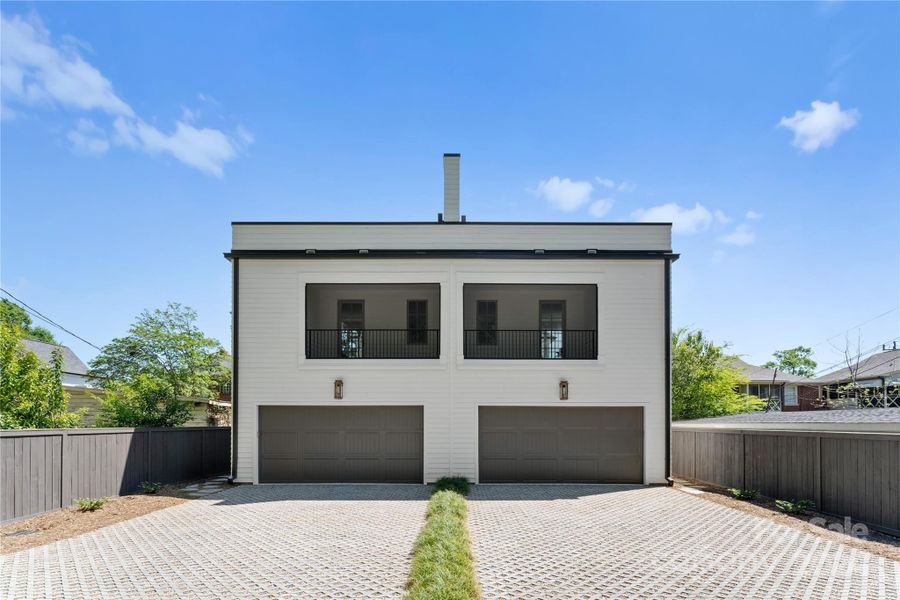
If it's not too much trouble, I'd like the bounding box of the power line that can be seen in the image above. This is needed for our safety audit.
[809,307,899,349]
[811,337,900,378]
[1,289,102,350]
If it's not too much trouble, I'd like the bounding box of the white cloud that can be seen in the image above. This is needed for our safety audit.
[588,199,614,218]
[632,202,714,234]
[718,224,756,246]
[713,210,731,226]
[711,249,726,264]
[1,13,133,116]
[595,177,636,193]
[66,117,109,155]
[534,176,594,211]
[1,11,250,177]
[745,210,763,220]
[778,100,860,152]
[114,117,242,178]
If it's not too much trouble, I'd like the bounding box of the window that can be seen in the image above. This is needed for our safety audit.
[476,301,497,345]
[407,300,427,345]
[784,386,798,406]
[338,300,364,358]
[539,300,566,359]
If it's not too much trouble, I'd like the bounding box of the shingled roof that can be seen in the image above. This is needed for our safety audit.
[21,338,89,376]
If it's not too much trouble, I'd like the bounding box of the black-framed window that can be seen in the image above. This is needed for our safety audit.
[338,300,364,358]
[407,300,428,345]
[476,300,498,345]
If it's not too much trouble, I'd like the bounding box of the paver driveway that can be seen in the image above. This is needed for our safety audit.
[1,484,431,600]
[468,484,900,600]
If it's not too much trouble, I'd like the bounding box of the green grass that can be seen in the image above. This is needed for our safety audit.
[74,497,109,512]
[405,489,480,600]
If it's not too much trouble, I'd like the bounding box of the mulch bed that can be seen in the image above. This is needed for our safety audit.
[674,479,900,562]
[0,484,196,555]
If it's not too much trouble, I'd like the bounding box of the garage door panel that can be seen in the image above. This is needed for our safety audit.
[521,430,558,456]
[259,406,423,483]
[479,407,643,483]
[384,431,423,455]
[480,431,517,456]
[302,431,340,455]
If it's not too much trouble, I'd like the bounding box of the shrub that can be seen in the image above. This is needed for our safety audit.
[75,497,109,512]
[433,476,470,496]
[405,489,479,600]
[775,499,815,514]
[139,481,162,494]
[728,488,759,501]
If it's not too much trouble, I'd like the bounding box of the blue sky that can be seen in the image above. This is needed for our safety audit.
[2,2,898,374]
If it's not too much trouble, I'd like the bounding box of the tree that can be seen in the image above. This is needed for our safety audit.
[0,299,57,344]
[762,346,817,378]
[89,303,226,427]
[671,327,765,421]
[0,322,81,429]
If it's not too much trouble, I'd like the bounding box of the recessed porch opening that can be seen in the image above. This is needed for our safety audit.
[305,283,440,359]
[463,284,598,359]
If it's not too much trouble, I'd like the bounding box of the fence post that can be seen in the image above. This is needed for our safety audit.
[814,434,822,509]
[147,429,152,483]
[60,430,69,509]
[741,431,747,491]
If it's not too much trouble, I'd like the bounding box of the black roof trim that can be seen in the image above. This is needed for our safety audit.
[232,221,672,226]
[224,249,680,261]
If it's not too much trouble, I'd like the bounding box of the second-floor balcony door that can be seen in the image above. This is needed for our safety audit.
[540,301,565,359]
[339,300,364,358]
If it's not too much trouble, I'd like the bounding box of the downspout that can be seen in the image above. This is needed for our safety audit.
[664,258,673,486]
[229,257,239,483]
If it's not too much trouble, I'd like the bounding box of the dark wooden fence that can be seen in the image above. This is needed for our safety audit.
[1,427,230,523]
[672,427,900,535]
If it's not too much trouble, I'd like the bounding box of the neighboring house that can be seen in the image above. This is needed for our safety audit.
[225,154,677,485]
[731,358,819,412]
[22,339,217,427]
[814,347,900,409]
[22,338,104,424]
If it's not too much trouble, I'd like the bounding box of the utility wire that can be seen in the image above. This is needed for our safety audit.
[810,337,900,378]
[809,307,899,349]
[1,289,102,350]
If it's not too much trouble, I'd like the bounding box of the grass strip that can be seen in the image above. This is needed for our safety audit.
[405,480,480,600]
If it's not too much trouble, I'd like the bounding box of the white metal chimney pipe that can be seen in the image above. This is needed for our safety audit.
[443,153,460,222]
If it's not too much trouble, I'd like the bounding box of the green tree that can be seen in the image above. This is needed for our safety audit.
[89,303,226,427]
[672,328,764,421]
[762,346,817,378]
[0,299,57,344]
[0,322,81,429]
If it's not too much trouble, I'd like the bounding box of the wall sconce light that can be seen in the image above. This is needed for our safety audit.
[559,380,569,401]
[334,379,343,400]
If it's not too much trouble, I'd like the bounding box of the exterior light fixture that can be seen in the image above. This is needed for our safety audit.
[587,249,598,255]
[559,380,569,401]
[334,379,344,400]
[305,249,316,254]
[534,249,545,255]
[358,249,369,255]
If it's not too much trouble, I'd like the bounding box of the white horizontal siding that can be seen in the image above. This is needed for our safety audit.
[233,223,671,252]
[235,258,667,484]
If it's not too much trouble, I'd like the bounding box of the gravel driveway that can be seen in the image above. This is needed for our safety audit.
[1,484,430,600]
[468,484,900,600]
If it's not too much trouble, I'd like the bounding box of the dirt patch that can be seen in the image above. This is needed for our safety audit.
[674,479,900,562]
[1,486,193,555]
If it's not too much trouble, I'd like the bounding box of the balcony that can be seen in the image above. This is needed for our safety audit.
[463,329,597,360]
[305,283,441,360]
[306,329,440,359]
[463,283,597,360]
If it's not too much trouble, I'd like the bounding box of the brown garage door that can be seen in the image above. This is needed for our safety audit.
[259,406,423,483]
[479,406,643,483]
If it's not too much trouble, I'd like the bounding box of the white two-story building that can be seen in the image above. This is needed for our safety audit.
[226,154,677,485]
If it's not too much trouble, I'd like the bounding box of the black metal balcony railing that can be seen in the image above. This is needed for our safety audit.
[306,329,440,359]
[464,329,597,360]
